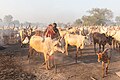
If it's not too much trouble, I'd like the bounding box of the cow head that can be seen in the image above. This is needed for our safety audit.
[96,48,109,62]
[85,33,93,45]
[83,33,94,46]
[106,36,113,46]
[58,36,66,47]
[83,36,89,45]
[96,52,103,62]
[49,38,65,56]
[80,36,90,49]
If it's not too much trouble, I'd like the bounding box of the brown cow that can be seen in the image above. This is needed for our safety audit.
[93,32,113,53]
[96,48,111,78]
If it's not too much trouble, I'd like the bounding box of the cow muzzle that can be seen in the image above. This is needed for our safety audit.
[60,48,65,53]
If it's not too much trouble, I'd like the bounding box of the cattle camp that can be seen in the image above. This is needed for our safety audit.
[0,0,120,80]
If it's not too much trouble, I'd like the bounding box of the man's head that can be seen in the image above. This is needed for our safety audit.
[49,24,53,27]
[53,23,57,28]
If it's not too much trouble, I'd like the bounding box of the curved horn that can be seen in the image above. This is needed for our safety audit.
[111,31,117,36]
[106,30,110,36]
[102,48,109,55]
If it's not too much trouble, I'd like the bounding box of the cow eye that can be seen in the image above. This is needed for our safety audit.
[85,37,87,39]
[54,44,58,46]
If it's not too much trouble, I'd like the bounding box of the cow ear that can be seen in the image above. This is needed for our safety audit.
[53,41,58,46]
[58,37,61,41]
[54,44,58,46]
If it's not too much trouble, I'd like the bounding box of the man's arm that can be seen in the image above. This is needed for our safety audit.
[56,29,60,36]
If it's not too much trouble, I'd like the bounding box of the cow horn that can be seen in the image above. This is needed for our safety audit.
[111,31,117,36]
[102,48,109,55]
[106,31,109,36]
[102,26,105,31]
[82,28,86,36]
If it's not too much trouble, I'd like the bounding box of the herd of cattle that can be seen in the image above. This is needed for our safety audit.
[0,25,120,77]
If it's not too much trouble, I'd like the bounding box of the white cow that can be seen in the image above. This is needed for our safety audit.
[67,27,78,34]
[100,26,108,34]
[58,28,68,37]
[64,32,90,63]
[29,36,65,70]
[110,30,120,48]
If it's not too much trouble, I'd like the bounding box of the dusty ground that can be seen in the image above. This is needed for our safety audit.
[0,44,120,80]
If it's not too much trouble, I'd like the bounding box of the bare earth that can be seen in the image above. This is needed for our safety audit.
[0,44,120,80]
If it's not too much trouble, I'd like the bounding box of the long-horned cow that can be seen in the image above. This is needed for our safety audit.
[96,48,111,78]
[29,35,65,70]
[64,32,90,63]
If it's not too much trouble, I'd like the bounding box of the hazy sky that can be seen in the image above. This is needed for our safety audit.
[0,0,120,23]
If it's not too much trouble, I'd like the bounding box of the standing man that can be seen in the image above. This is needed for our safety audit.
[52,23,60,38]
[45,24,55,39]
[44,23,60,39]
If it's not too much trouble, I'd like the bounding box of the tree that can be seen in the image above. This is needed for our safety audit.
[4,15,13,24]
[57,22,66,27]
[82,8,113,26]
[12,20,20,25]
[74,19,82,26]
[82,16,96,26]
[12,20,20,27]
[115,16,120,25]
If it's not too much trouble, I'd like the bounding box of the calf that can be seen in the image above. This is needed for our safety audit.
[96,48,111,78]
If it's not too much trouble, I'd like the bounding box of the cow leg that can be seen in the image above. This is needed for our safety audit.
[44,53,50,70]
[102,61,105,78]
[46,59,49,70]
[28,46,33,59]
[47,56,51,69]
[21,43,23,48]
[102,45,105,51]
[106,60,110,74]
[94,43,96,54]
[99,44,101,52]
[114,41,116,49]
[80,49,82,56]
[118,43,120,52]
[116,42,118,48]
[21,39,24,48]
[65,43,68,55]
[51,55,55,68]
[115,41,117,49]
[28,46,34,64]
[44,53,48,69]
[112,40,115,49]
[76,47,79,63]
[49,55,55,69]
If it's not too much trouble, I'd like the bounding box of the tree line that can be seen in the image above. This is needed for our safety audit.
[1,8,120,27]
[0,15,43,28]
[0,15,20,27]
[74,8,120,26]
